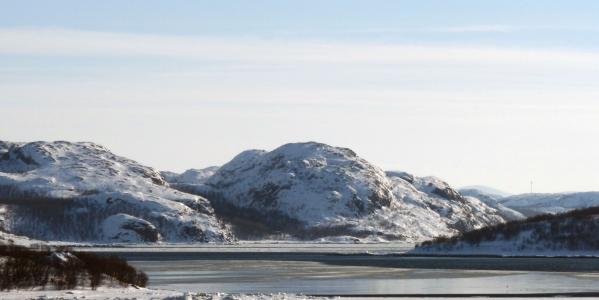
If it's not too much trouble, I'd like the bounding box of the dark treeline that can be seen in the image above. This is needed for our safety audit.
[418,206,599,250]
[0,244,147,290]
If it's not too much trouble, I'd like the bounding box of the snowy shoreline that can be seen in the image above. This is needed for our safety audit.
[0,287,328,300]
[3,287,599,300]
[73,242,599,258]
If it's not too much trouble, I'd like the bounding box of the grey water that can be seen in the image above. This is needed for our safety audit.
[121,252,599,295]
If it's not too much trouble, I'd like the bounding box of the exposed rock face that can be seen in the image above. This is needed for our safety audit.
[0,141,231,243]
[384,172,506,237]
[101,214,161,243]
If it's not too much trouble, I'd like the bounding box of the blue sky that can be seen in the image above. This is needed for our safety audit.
[1,1,599,193]
[2,1,599,46]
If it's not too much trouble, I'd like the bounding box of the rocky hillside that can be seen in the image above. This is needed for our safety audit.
[386,172,506,234]
[0,141,231,243]
[415,207,599,255]
[184,142,507,241]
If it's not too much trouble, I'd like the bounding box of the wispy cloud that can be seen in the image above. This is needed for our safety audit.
[357,24,516,34]
[1,27,599,68]
[427,24,516,33]
[352,24,599,35]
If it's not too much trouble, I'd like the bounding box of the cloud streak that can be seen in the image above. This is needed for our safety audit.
[1,27,599,68]
[357,24,517,34]
[428,25,515,33]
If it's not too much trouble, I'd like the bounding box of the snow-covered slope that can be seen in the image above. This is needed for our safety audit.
[201,142,397,239]
[162,166,219,186]
[385,172,506,234]
[498,192,599,217]
[0,141,231,243]
[460,185,512,198]
[460,188,525,221]
[188,142,506,241]
[415,207,599,256]
[459,187,599,219]
[101,213,161,243]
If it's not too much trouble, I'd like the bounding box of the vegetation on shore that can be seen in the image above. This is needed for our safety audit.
[418,207,599,251]
[0,244,147,290]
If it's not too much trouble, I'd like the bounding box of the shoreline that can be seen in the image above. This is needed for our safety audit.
[85,250,599,273]
[5,288,599,300]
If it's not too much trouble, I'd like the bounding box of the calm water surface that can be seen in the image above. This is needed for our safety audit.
[126,256,599,295]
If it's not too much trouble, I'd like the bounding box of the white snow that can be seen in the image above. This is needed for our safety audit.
[460,185,512,198]
[0,288,583,300]
[0,288,331,300]
[206,142,396,225]
[499,192,599,217]
[101,213,161,243]
[415,207,599,256]
[460,186,599,218]
[0,141,231,243]
[167,166,220,185]
[196,142,506,241]
[0,140,515,244]
[459,188,526,221]
[0,287,181,300]
[0,230,41,247]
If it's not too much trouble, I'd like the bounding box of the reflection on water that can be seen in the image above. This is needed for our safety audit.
[129,259,599,294]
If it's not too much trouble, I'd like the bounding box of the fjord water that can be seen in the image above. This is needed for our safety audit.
[112,245,599,295]
[130,259,599,294]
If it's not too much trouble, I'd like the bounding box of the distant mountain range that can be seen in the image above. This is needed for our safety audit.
[459,186,599,218]
[460,185,512,198]
[498,192,599,217]
[1,140,597,245]
[459,188,525,221]
[0,140,510,244]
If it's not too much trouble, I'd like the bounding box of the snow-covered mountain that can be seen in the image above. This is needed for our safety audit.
[498,192,599,217]
[0,141,231,243]
[460,188,525,221]
[385,172,505,235]
[460,185,512,198]
[162,166,219,185]
[415,207,599,256]
[459,186,599,219]
[0,140,520,243]
[185,142,507,241]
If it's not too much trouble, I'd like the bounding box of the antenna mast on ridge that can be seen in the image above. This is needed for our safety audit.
[530,180,533,194]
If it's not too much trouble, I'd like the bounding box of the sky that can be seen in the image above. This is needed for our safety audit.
[1,1,599,194]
